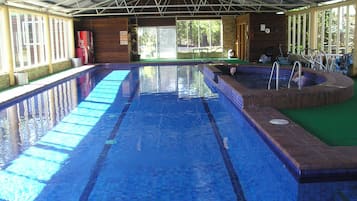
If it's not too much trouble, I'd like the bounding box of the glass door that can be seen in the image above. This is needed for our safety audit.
[138,26,176,59]
[138,27,157,59]
[157,27,176,59]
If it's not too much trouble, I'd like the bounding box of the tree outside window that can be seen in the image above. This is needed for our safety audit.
[176,19,222,53]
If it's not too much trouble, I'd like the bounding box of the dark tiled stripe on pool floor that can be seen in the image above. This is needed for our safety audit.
[79,84,138,201]
[201,98,247,201]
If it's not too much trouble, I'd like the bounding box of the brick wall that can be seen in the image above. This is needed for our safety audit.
[222,16,237,57]
[25,65,50,81]
[53,60,72,73]
[0,74,10,91]
[249,13,287,62]
[74,17,130,63]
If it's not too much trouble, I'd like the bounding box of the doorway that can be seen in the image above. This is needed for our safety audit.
[237,23,248,61]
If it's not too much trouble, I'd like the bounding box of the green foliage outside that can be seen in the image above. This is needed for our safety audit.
[176,19,222,52]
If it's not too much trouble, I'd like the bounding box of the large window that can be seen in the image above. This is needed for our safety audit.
[288,2,355,55]
[50,17,70,62]
[138,26,176,59]
[317,5,355,54]
[288,13,310,54]
[10,11,47,69]
[176,19,222,53]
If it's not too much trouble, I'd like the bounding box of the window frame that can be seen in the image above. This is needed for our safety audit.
[287,1,355,55]
[9,10,47,70]
[176,19,223,53]
[50,17,70,62]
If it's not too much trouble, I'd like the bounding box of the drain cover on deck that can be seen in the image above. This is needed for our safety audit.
[269,119,289,125]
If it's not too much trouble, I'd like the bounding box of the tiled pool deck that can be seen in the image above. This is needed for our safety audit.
[0,65,97,111]
[244,107,357,182]
[203,64,357,182]
[1,63,356,183]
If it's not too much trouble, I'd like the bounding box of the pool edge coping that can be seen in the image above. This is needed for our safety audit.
[242,107,357,183]
[0,65,97,110]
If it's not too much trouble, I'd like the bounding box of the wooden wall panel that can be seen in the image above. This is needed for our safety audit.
[137,18,176,26]
[236,14,250,61]
[222,16,237,58]
[74,17,130,63]
[248,13,287,62]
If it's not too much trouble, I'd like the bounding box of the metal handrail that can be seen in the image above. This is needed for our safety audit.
[267,61,280,90]
[300,48,329,71]
[288,61,302,90]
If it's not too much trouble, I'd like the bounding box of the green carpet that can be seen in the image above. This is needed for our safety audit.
[281,78,357,146]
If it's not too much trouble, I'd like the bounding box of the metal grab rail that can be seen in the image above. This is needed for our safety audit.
[300,48,341,72]
[267,61,280,90]
[300,48,325,71]
[288,61,302,90]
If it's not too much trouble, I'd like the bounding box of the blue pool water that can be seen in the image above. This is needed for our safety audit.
[0,65,357,201]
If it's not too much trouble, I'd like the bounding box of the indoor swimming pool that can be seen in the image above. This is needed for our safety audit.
[0,65,356,201]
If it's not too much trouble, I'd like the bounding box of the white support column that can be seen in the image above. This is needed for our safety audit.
[288,16,291,53]
[302,13,307,51]
[345,6,350,54]
[32,16,39,64]
[24,15,31,65]
[64,19,69,59]
[321,11,325,51]
[68,18,75,58]
[352,1,357,76]
[54,18,59,60]
[336,7,341,54]
[328,10,332,53]
[44,13,53,73]
[59,20,65,59]
[297,15,301,53]
[15,13,24,68]
[310,7,318,50]
[292,15,296,54]
[39,15,46,64]
[307,12,311,50]
[1,6,15,85]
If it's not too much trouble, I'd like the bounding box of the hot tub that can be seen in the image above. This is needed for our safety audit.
[214,64,325,89]
[203,64,354,109]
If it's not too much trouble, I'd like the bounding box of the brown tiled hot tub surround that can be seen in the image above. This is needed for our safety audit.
[243,107,357,182]
[204,64,354,109]
[203,64,357,182]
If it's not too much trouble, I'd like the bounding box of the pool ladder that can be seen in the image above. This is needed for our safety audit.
[267,61,280,90]
[288,61,303,90]
[268,61,303,90]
